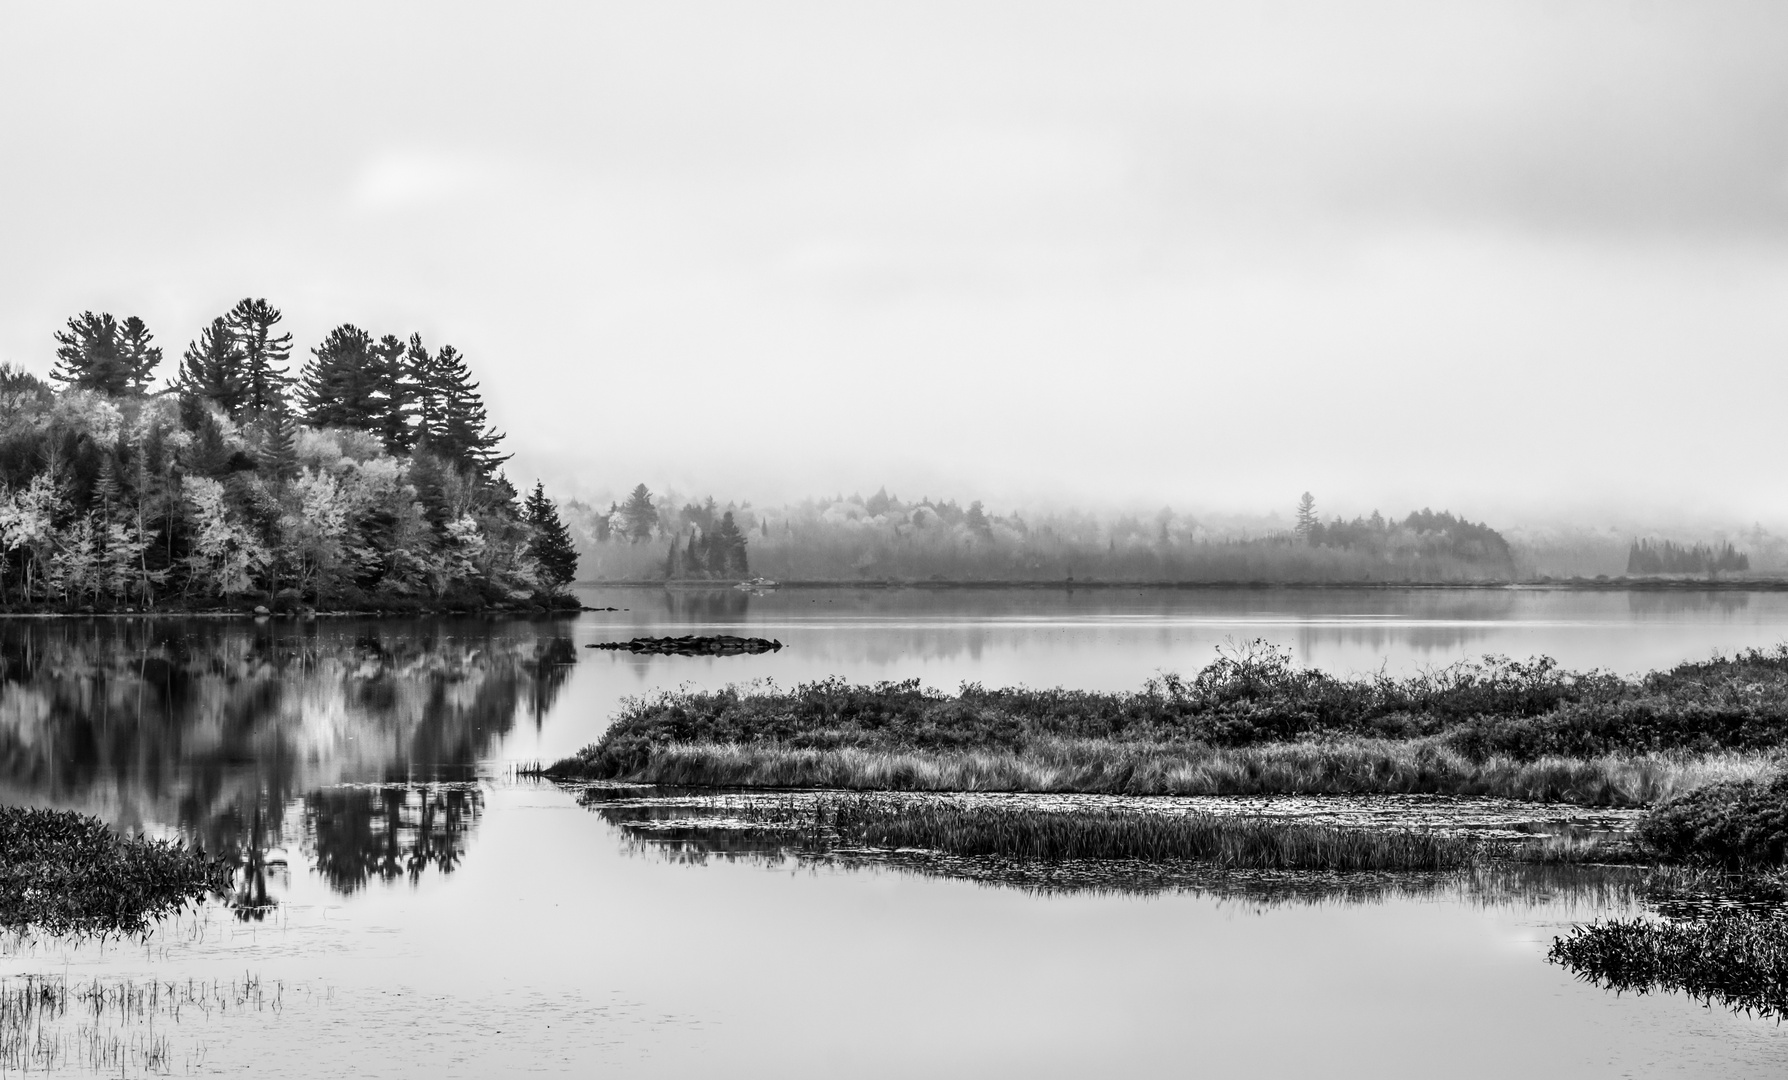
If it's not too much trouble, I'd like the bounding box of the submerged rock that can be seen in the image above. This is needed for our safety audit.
[586,635,783,656]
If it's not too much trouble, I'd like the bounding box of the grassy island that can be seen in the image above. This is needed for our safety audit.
[546,643,1788,806]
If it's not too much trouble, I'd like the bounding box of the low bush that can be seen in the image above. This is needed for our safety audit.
[0,807,231,937]
[1637,773,1788,866]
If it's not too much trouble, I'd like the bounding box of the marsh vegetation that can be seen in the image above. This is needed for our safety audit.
[546,643,1788,806]
[0,807,229,937]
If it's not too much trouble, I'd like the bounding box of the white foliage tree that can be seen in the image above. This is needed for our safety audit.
[183,477,269,597]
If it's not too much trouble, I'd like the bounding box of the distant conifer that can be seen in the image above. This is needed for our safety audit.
[523,481,580,590]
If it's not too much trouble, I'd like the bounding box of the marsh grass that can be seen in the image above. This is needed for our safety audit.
[0,807,232,938]
[597,739,1774,807]
[1550,910,1788,1019]
[547,644,1788,803]
[0,973,277,1075]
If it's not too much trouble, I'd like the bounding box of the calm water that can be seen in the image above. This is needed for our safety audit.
[4,586,1788,1077]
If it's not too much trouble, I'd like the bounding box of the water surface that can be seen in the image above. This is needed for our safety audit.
[3,587,1788,1077]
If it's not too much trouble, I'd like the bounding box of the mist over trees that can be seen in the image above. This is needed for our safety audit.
[564,486,1522,584]
[1627,539,1749,576]
[0,301,576,611]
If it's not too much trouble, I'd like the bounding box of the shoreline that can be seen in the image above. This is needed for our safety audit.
[578,578,1788,592]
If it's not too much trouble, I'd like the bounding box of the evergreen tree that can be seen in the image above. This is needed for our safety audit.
[52,312,161,395]
[373,333,416,454]
[407,335,444,446]
[966,500,992,538]
[424,345,507,476]
[522,481,580,591]
[711,511,749,576]
[224,298,294,418]
[1295,492,1318,541]
[621,484,657,543]
[297,324,383,429]
[263,405,299,481]
[177,317,249,415]
[117,317,163,392]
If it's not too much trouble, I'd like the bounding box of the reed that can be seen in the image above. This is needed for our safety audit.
[0,973,277,1074]
[589,738,1775,807]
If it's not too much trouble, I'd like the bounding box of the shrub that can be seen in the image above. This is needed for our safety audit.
[1637,773,1788,866]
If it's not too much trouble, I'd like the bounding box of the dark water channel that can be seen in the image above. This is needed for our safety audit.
[3,587,1788,1076]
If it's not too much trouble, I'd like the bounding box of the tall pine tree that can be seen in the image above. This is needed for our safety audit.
[52,312,161,395]
[373,333,416,454]
[426,345,508,476]
[177,317,249,415]
[297,324,384,429]
[224,298,294,418]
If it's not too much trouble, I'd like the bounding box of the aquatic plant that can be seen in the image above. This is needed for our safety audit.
[1550,909,1788,1019]
[0,973,279,1074]
[0,807,230,937]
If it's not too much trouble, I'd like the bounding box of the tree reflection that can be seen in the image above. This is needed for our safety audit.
[305,784,482,894]
[0,617,575,898]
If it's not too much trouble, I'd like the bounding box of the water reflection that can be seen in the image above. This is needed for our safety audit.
[0,618,575,902]
[578,786,1664,912]
[305,784,483,895]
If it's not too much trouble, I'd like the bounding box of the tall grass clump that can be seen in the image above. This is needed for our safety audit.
[0,807,230,937]
[1550,910,1788,1019]
[818,798,1473,872]
[546,643,1788,801]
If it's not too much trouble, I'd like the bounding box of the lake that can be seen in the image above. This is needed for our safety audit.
[3,586,1788,1077]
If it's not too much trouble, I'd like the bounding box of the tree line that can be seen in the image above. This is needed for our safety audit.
[1627,539,1749,576]
[562,486,1520,584]
[0,300,577,610]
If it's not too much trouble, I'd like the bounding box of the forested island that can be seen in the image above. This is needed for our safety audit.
[565,485,1780,588]
[0,301,579,613]
[571,485,1525,584]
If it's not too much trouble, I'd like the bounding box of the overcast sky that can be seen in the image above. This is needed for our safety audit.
[1,2,1784,524]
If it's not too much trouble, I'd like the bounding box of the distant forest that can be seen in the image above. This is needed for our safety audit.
[0,301,578,611]
[1627,539,1749,576]
[566,487,1521,584]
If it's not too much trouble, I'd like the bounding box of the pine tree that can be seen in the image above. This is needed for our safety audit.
[117,317,163,392]
[224,298,294,418]
[711,511,749,577]
[264,405,299,481]
[1295,492,1318,541]
[621,484,657,543]
[427,345,508,476]
[373,333,416,454]
[522,481,579,590]
[297,324,383,429]
[52,312,162,395]
[406,335,444,447]
[177,317,249,415]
